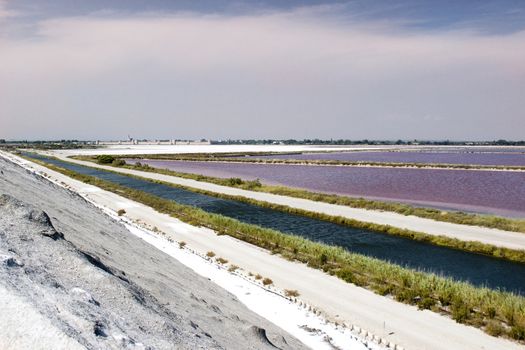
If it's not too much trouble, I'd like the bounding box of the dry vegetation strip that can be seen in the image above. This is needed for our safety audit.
[26,156,525,342]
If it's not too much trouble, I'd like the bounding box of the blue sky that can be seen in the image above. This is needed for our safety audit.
[8,0,525,33]
[1,1,524,140]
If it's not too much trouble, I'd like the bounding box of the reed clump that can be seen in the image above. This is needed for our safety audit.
[284,289,300,297]
[216,257,228,264]
[228,264,239,272]
[262,277,273,286]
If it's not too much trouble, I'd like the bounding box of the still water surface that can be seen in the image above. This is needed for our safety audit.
[252,151,525,166]
[126,159,525,218]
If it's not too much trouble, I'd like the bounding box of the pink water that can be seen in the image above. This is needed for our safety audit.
[129,159,525,217]
[252,151,525,166]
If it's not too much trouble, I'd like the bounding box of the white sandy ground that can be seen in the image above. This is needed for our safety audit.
[55,144,525,157]
[48,151,525,251]
[122,219,379,350]
[2,151,524,350]
[56,144,391,156]
[0,285,85,350]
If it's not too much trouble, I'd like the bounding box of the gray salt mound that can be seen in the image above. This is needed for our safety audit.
[0,156,307,350]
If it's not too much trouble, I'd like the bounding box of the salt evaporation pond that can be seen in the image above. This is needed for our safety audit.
[250,151,525,166]
[125,159,525,217]
[23,153,525,294]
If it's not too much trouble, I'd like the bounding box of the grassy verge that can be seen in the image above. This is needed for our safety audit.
[73,154,525,233]
[26,155,525,342]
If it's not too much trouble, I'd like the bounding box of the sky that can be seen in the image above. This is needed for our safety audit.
[1,0,524,141]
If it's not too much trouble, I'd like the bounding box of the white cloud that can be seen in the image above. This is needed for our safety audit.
[0,7,524,140]
[0,0,17,21]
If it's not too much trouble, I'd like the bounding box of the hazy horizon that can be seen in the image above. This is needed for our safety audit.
[3,138,525,143]
[1,0,524,140]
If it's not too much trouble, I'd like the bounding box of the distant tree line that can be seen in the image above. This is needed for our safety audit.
[0,140,97,150]
[211,139,525,146]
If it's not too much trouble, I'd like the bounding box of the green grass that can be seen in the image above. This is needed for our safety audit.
[27,155,525,342]
[73,154,525,234]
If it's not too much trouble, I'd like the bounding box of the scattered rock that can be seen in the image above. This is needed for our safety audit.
[246,326,281,349]
[93,320,108,337]
[1,255,24,267]
[70,287,100,307]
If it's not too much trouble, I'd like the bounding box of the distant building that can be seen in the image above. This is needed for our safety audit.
[97,139,211,146]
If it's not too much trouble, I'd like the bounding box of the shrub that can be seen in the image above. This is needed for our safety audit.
[255,274,262,280]
[228,265,239,272]
[451,300,471,323]
[417,297,436,310]
[374,284,394,296]
[262,278,273,286]
[510,325,525,340]
[228,178,243,186]
[96,155,115,164]
[178,241,186,249]
[485,320,504,337]
[112,159,126,166]
[206,251,216,258]
[511,315,525,338]
[284,289,300,297]
[216,257,228,264]
[244,178,262,189]
[335,268,356,284]
[395,289,419,304]
[117,209,126,216]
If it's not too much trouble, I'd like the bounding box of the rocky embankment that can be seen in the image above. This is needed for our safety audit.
[0,156,306,350]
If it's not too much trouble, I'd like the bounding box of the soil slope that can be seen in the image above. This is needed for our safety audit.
[0,157,306,350]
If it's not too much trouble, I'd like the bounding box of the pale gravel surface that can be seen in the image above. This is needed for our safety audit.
[50,151,525,251]
[5,151,524,350]
[0,156,307,350]
[0,284,85,350]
